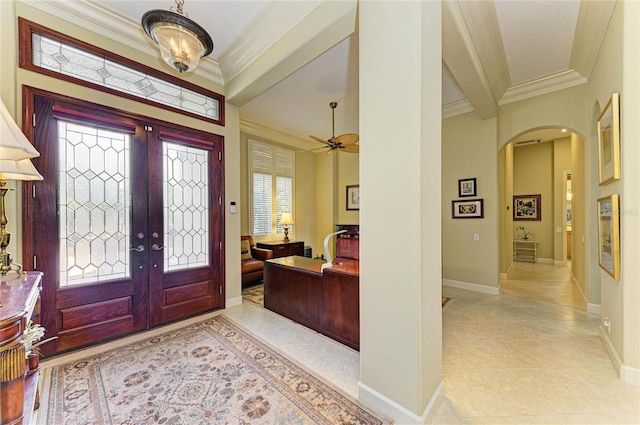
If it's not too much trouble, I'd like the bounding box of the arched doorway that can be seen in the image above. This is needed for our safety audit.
[498,126,594,305]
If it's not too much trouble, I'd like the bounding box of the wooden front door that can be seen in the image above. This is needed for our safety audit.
[23,88,224,355]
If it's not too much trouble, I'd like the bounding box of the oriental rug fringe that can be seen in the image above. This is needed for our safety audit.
[39,315,391,425]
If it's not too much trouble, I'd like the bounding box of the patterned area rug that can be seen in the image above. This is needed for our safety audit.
[40,315,391,424]
[242,283,265,307]
[244,284,451,309]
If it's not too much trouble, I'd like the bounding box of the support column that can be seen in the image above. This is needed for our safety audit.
[358,2,443,424]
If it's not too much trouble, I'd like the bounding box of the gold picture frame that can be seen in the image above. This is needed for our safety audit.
[597,194,620,280]
[597,93,621,186]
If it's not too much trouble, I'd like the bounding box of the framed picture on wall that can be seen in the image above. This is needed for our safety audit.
[458,178,477,197]
[346,185,359,210]
[452,199,484,219]
[597,93,621,186]
[513,194,541,221]
[597,194,620,280]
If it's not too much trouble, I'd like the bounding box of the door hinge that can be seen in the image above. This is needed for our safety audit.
[218,152,222,161]
[219,286,223,295]
[218,196,221,205]
[32,113,36,127]
[33,256,37,269]
[32,186,36,198]
[219,241,222,250]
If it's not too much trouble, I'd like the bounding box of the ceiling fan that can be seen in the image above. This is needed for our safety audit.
[308,102,359,154]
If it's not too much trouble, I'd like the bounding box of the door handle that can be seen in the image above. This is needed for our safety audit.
[130,245,145,252]
[151,244,164,251]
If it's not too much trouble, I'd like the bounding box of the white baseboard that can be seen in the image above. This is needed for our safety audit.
[622,364,640,386]
[443,279,500,295]
[499,263,514,280]
[587,303,601,314]
[600,326,622,376]
[600,326,640,386]
[226,296,242,308]
[358,380,445,425]
[553,259,567,266]
[537,257,553,264]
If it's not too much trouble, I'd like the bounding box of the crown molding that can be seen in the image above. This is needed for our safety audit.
[570,0,617,80]
[442,100,474,120]
[240,120,313,151]
[457,0,510,103]
[499,69,587,106]
[219,1,321,83]
[19,0,224,85]
[442,0,498,120]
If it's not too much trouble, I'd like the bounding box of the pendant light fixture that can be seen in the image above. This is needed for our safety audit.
[142,0,213,73]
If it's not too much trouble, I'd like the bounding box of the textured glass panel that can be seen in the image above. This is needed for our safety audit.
[58,121,131,286]
[163,142,209,272]
[34,34,219,121]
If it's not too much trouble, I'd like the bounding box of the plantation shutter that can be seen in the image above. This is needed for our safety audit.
[249,140,294,237]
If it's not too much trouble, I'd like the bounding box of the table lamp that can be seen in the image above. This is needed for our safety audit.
[280,212,294,242]
[0,100,43,277]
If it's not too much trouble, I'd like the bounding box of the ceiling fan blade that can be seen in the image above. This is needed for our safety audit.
[336,133,359,146]
[341,144,359,153]
[310,135,331,145]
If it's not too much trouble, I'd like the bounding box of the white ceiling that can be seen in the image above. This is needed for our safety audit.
[29,0,616,149]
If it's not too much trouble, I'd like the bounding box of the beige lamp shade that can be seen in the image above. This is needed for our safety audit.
[280,212,294,225]
[1,100,40,161]
[0,158,43,181]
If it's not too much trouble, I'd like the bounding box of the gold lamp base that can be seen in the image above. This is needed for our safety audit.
[283,226,290,242]
[0,183,25,278]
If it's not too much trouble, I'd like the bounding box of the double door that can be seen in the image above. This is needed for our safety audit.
[23,89,224,355]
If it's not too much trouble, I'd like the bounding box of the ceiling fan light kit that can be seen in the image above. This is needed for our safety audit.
[142,0,213,73]
[309,102,359,154]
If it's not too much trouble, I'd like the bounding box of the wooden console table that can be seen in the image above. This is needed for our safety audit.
[0,272,42,425]
[257,240,304,259]
[264,256,360,350]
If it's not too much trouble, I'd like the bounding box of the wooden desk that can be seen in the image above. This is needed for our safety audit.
[256,240,304,258]
[264,256,360,350]
[0,272,42,425]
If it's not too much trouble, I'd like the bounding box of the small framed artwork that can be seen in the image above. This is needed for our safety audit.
[458,178,477,197]
[346,185,360,210]
[452,199,484,219]
[597,194,620,280]
[513,194,541,221]
[597,93,621,186]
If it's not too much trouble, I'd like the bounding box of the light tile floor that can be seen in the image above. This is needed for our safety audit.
[228,262,640,424]
[37,262,640,424]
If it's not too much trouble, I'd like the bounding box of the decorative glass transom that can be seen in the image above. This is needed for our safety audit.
[58,121,131,286]
[163,142,210,271]
[32,33,220,121]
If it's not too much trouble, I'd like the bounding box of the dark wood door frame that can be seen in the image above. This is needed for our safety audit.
[21,86,225,356]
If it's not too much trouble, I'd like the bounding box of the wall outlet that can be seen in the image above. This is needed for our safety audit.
[556,227,562,233]
[473,234,479,241]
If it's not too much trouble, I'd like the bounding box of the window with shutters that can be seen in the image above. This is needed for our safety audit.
[249,140,294,238]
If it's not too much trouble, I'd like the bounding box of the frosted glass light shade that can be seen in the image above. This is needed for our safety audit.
[142,8,213,74]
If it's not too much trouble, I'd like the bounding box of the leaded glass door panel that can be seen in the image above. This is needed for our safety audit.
[23,89,224,356]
